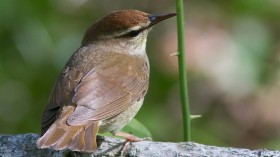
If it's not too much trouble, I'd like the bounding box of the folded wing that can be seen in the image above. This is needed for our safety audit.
[67,54,149,126]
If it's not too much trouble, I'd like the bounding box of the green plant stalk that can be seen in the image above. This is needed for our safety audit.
[176,0,191,141]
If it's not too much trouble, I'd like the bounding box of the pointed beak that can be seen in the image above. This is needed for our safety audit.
[148,13,177,28]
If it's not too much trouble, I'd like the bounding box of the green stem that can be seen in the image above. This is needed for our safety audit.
[176,0,191,141]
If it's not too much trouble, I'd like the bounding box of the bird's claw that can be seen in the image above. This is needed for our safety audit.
[139,137,152,141]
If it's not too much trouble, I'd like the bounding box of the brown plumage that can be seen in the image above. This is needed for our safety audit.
[36,9,176,153]
[82,10,149,45]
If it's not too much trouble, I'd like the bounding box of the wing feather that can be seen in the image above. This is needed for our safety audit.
[41,51,149,131]
[68,54,149,126]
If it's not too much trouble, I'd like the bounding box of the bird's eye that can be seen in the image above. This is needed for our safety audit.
[124,30,141,37]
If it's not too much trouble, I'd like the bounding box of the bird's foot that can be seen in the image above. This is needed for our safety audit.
[114,132,152,156]
[114,132,152,142]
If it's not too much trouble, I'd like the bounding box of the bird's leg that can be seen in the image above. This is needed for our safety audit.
[114,132,141,142]
[120,141,131,157]
[114,132,152,142]
[114,132,151,156]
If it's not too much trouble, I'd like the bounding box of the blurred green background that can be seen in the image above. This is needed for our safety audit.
[1,0,280,150]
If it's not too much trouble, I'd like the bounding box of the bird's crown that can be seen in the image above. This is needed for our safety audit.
[81,10,176,46]
[82,10,150,44]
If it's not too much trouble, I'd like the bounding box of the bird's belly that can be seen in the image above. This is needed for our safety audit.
[98,98,144,134]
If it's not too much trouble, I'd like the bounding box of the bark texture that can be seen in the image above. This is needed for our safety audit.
[0,133,278,157]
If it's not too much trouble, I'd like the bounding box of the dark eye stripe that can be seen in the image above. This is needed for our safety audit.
[119,30,142,38]
[127,30,141,37]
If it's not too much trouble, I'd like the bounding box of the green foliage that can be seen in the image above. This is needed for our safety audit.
[122,119,152,138]
[98,119,152,139]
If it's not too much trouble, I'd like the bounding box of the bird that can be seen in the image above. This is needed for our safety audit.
[36,9,176,153]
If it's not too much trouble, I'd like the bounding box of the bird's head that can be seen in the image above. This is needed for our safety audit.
[82,10,176,55]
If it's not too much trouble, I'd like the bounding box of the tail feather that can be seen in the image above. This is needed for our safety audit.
[40,126,65,147]
[52,127,81,149]
[84,123,99,151]
[68,129,85,151]
[36,106,99,153]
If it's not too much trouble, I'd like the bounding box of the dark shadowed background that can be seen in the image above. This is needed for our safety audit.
[1,0,280,149]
